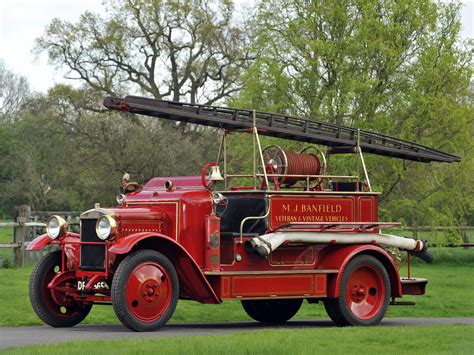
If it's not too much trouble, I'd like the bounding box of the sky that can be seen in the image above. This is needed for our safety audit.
[0,0,473,93]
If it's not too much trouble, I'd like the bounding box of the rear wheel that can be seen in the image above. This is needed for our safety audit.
[323,298,345,325]
[29,251,92,327]
[325,254,390,326]
[241,299,302,323]
[112,249,179,331]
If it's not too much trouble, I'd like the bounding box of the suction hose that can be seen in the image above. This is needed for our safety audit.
[246,231,432,262]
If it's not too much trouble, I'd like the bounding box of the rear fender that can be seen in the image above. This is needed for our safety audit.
[318,244,402,298]
[109,232,221,304]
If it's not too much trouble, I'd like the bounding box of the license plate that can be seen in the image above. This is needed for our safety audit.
[77,280,86,291]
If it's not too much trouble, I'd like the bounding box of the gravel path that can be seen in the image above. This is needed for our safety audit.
[1,318,473,350]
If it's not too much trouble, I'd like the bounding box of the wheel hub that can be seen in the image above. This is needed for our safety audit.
[125,262,172,322]
[50,280,77,307]
[142,281,160,302]
[345,265,385,320]
[351,285,366,302]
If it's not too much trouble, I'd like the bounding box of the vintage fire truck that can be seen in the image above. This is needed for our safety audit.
[27,96,460,331]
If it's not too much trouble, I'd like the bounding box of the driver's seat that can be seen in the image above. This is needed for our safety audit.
[219,196,268,237]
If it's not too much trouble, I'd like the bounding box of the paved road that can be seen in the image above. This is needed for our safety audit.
[1,318,473,350]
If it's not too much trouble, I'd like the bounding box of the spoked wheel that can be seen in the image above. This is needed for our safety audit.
[112,249,179,332]
[324,255,390,326]
[29,251,92,327]
[241,298,303,323]
[299,146,327,190]
[258,145,288,185]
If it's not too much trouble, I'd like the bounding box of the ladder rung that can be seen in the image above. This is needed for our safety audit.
[103,96,461,164]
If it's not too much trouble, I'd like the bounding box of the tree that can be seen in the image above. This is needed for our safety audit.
[27,0,253,211]
[24,85,219,209]
[0,62,33,213]
[0,60,30,118]
[35,0,252,104]
[231,0,473,228]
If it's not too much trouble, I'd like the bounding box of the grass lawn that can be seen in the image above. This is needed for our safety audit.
[2,325,473,354]
[0,248,472,327]
[0,226,13,267]
[0,226,12,243]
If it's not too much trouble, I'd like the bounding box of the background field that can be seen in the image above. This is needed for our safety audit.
[2,325,473,354]
[1,248,472,327]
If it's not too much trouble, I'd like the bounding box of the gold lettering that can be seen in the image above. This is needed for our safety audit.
[291,203,345,214]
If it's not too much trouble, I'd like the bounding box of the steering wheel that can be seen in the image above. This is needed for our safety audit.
[212,191,229,216]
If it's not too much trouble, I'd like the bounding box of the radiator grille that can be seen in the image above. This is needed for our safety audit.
[80,218,106,271]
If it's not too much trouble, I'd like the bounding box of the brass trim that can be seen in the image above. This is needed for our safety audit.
[80,208,110,220]
[46,215,68,239]
[96,215,117,241]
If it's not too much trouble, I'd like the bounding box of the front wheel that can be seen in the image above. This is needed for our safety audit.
[111,249,179,331]
[324,254,390,326]
[241,299,303,323]
[29,251,92,327]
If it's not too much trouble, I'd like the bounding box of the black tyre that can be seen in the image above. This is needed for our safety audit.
[111,249,179,331]
[325,254,391,326]
[29,251,92,327]
[241,298,303,323]
[323,298,346,325]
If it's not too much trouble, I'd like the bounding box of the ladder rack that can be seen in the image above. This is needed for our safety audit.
[103,95,460,164]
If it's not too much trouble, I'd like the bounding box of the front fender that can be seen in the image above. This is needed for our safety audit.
[108,232,164,254]
[26,232,80,251]
[318,244,402,298]
[26,233,52,251]
[109,232,221,304]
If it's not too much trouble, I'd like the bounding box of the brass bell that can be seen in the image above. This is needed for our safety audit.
[208,165,224,181]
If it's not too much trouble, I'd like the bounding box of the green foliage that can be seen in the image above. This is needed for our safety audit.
[0,84,220,213]
[1,258,12,269]
[231,0,474,228]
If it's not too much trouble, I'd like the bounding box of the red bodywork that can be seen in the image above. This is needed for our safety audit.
[27,175,420,305]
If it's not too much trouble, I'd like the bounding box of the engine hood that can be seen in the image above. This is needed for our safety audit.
[80,207,165,221]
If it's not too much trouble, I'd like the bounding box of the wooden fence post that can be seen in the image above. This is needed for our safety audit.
[14,205,31,267]
[461,229,469,250]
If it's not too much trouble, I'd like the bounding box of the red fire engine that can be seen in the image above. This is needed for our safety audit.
[27,96,460,331]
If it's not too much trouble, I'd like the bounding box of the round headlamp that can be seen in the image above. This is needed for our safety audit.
[96,215,117,241]
[47,215,68,240]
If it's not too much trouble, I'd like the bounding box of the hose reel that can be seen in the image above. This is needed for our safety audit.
[259,145,327,188]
